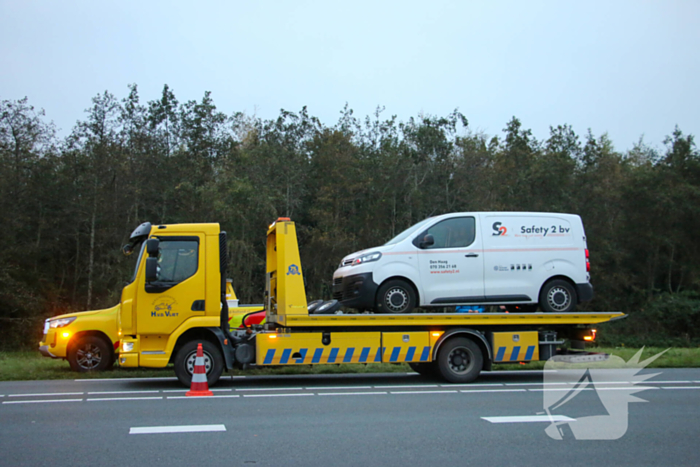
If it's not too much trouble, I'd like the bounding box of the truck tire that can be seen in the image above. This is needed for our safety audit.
[174,340,224,387]
[408,362,437,377]
[436,337,483,383]
[68,336,113,372]
[376,279,416,314]
[539,279,577,313]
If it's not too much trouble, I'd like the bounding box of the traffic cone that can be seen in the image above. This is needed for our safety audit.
[186,343,213,397]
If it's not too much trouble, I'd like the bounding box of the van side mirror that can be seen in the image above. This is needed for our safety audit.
[146,238,160,257]
[145,257,160,282]
[420,234,435,249]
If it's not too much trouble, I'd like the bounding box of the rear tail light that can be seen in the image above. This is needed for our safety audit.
[585,249,590,272]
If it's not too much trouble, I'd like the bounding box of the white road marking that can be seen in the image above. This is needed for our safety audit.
[75,377,177,382]
[406,372,419,375]
[391,390,458,395]
[504,382,567,386]
[648,381,692,384]
[305,386,373,390]
[86,397,163,402]
[87,390,160,395]
[442,383,504,387]
[236,387,304,392]
[595,387,659,391]
[3,399,83,404]
[167,395,240,399]
[211,389,233,392]
[130,424,226,434]
[661,386,700,390]
[461,389,527,393]
[318,392,387,396]
[374,384,439,389]
[484,370,557,374]
[243,393,314,398]
[162,389,188,393]
[8,392,84,397]
[528,388,591,392]
[482,415,575,423]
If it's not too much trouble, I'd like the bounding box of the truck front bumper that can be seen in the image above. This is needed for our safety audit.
[39,330,68,359]
[39,345,58,358]
[332,272,379,310]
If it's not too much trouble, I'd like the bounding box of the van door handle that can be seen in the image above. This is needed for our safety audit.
[465,253,479,258]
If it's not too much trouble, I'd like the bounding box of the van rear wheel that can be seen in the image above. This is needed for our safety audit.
[540,279,577,313]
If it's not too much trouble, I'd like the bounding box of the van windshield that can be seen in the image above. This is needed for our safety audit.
[384,217,434,246]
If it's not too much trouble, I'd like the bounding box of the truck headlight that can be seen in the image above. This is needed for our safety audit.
[123,342,134,352]
[49,317,77,329]
[352,252,382,266]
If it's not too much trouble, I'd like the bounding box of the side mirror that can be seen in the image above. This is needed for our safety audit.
[146,238,160,257]
[145,257,160,282]
[420,234,435,249]
[122,244,134,256]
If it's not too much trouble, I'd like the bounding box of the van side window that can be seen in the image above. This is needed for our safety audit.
[418,217,475,249]
[156,240,199,283]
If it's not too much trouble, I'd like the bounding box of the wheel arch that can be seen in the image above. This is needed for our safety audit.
[67,331,115,361]
[539,274,578,303]
[433,328,492,370]
[376,276,421,306]
[169,327,225,365]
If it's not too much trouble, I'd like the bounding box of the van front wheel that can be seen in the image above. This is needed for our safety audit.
[540,279,577,313]
[376,279,416,314]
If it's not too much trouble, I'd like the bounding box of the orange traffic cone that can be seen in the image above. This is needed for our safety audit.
[186,343,213,397]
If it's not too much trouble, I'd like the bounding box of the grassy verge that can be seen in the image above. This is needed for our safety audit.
[1,346,699,382]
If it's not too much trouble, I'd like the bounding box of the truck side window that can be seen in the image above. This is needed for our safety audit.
[419,217,475,249]
[157,240,199,283]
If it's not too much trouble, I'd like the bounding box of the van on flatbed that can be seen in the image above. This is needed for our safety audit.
[333,212,593,314]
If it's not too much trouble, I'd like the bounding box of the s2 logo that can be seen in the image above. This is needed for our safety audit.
[492,222,507,236]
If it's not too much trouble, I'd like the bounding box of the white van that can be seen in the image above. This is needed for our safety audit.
[332,212,593,313]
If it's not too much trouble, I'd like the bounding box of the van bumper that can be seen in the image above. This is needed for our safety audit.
[576,283,594,302]
[332,272,378,310]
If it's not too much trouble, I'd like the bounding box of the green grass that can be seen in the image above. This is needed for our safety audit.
[1,346,699,382]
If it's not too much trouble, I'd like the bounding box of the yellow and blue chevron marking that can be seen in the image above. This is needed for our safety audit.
[494,345,536,362]
[260,345,433,365]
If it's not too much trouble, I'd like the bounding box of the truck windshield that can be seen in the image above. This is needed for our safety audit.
[384,217,434,246]
[127,242,146,284]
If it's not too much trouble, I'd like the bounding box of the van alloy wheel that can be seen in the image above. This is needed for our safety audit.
[385,287,409,313]
[547,286,571,312]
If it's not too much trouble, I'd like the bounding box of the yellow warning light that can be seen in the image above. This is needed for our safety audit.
[583,336,594,341]
[431,332,442,337]
[269,334,277,339]
[62,332,71,338]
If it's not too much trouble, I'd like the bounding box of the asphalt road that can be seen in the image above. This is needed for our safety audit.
[1,369,699,466]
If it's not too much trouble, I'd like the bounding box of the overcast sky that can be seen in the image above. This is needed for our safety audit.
[1,0,698,150]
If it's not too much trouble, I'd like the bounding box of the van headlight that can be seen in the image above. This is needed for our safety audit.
[352,252,382,266]
[49,317,77,329]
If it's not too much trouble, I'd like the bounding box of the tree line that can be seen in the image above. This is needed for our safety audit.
[1,85,698,348]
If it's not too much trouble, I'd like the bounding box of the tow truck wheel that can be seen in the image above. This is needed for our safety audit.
[174,340,224,387]
[539,279,577,313]
[376,279,416,314]
[68,336,112,372]
[437,337,483,384]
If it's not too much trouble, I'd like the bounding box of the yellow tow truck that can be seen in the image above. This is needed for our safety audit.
[111,218,624,386]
